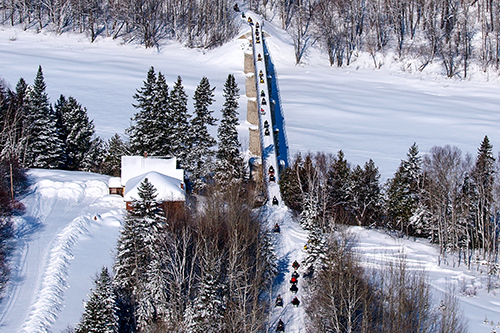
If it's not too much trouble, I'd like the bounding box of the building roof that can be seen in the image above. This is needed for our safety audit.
[121,156,183,187]
[123,171,185,202]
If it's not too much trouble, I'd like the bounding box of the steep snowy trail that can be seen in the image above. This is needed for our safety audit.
[265,206,307,332]
[0,170,123,333]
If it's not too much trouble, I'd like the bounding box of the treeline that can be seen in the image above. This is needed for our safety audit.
[281,136,500,281]
[305,230,467,332]
[73,179,275,332]
[0,66,104,172]
[125,67,245,191]
[0,0,239,48]
[0,66,246,192]
[250,0,500,77]
[0,159,27,299]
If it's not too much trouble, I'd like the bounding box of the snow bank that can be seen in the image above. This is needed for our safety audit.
[0,169,124,333]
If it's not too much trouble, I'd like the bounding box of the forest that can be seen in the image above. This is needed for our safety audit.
[0,63,491,331]
[1,0,500,76]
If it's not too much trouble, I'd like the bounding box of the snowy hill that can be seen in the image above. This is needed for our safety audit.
[0,169,123,333]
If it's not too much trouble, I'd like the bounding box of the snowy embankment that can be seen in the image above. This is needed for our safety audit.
[0,169,123,333]
[354,227,500,333]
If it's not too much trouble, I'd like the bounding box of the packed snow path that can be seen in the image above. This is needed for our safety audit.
[247,14,307,332]
[248,16,283,207]
[0,170,123,333]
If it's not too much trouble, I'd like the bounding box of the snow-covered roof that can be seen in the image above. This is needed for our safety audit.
[124,171,185,202]
[108,177,122,188]
[121,156,184,186]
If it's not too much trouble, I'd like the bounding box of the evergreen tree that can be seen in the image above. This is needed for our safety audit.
[300,192,319,230]
[326,150,351,214]
[184,247,224,333]
[216,74,242,184]
[302,226,327,275]
[279,153,305,212]
[76,267,118,333]
[169,76,191,165]
[102,134,129,177]
[186,77,217,190]
[385,143,424,236]
[54,95,96,170]
[471,135,496,256]
[153,72,174,156]
[114,178,167,330]
[23,66,65,169]
[127,66,158,156]
[348,159,382,226]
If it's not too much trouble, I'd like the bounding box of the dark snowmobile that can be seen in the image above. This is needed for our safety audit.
[258,53,263,61]
[291,296,300,307]
[273,223,280,233]
[269,174,276,182]
[292,260,300,270]
[290,284,298,293]
[276,319,285,332]
[275,295,283,307]
[265,128,270,136]
[272,196,279,205]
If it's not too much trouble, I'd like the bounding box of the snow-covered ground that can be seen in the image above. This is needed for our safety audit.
[1,9,500,333]
[0,170,123,333]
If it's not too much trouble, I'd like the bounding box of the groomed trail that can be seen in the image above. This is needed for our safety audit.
[0,169,123,333]
[246,13,308,332]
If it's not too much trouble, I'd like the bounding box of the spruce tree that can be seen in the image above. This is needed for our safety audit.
[169,76,190,165]
[186,77,217,190]
[127,66,158,156]
[23,66,65,169]
[153,72,174,156]
[216,74,242,184]
[54,95,96,170]
[102,134,129,177]
[385,143,424,236]
[471,135,496,255]
[114,178,167,329]
[76,267,118,333]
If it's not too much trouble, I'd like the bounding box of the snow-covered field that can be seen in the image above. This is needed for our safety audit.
[0,170,123,332]
[1,10,500,333]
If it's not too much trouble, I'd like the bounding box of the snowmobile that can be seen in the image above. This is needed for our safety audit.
[259,70,264,77]
[248,17,253,24]
[275,295,283,307]
[264,128,270,136]
[264,120,269,128]
[292,260,300,270]
[260,77,265,84]
[256,36,260,43]
[256,22,260,28]
[273,223,280,233]
[290,276,298,284]
[256,30,260,36]
[242,12,246,18]
[261,90,266,97]
[234,3,240,11]
[290,284,298,293]
[276,319,285,332]
[258,53,263,61]
[291,296,300,307]
[262,97,267,105]
[272,196,279,205]
[269,174,276,182]
[260,108,266,114]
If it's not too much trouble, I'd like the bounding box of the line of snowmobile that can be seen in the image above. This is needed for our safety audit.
[247,15,296,332]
